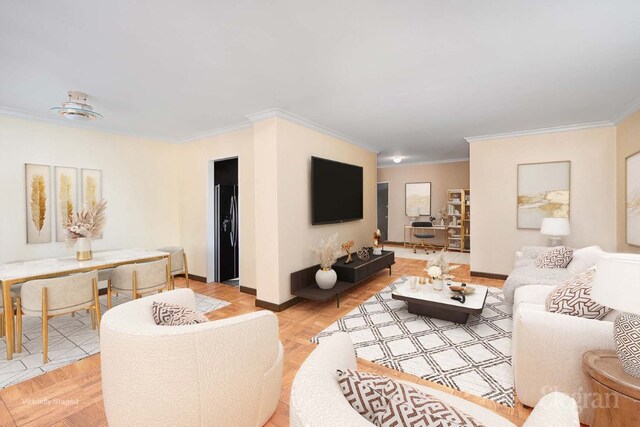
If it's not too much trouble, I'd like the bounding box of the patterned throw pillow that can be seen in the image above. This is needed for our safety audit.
[152,301,209,326]
[337,369,485,427]
[535,246,574,269]
[545,269,612,320]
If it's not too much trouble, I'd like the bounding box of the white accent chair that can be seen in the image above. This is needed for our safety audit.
[291,333,579,427]
[513,285,617,424]
[17,271,100,363]
[100,289,283,427]
[157,246,189,288]
[107,259,169,309]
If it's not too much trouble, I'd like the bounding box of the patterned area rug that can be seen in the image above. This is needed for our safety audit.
[0,292,230,389]
[312,276,515,406]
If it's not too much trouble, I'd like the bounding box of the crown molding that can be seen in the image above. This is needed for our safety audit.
[612,96,640,124]
[246,107,381,153]
[377,157,469,168]
[177,121,253,143]
[464,120,614,143]
[0,105,175,143]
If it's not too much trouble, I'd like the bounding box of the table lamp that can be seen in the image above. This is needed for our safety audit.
[540,218,570,246]
[407,207,419,223]
[592,253,640,378]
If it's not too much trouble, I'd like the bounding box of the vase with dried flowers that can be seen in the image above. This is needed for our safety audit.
[311,233,341,289]
[425,250,451,291]
[64,199,107,260]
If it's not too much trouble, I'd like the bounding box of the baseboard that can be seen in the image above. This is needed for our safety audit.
[471,271,508,280]
[255,297,301,312]
[239,286,257,295]
[176,273,207,283]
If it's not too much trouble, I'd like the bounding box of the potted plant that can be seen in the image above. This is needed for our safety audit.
[311,233,341,289]
[64,199,107,260]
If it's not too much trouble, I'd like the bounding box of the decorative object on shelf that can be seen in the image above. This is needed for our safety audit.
[540,218,571,246]
[627,150,640,246]
[55,166,78,243]
[356,248,370,261]
[342,240,355,264]
[517,161,570,229]
[50,91,103,121]
[25,163,52,244]
[64,199,107,260]
[592,253,640,378]
[373,229,383,255]
[311,233,341,290]
[405,182,431,217]
[426,266,443,291]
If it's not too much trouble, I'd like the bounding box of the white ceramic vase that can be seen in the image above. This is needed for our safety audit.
[316,268,337,290]
[76,237,93,261]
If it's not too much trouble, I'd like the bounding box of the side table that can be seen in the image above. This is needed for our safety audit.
[582,350,640,427]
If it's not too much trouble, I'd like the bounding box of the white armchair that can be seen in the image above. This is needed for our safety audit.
[291,333,579,427]
[100,289,283,427]
[513,285,617,424]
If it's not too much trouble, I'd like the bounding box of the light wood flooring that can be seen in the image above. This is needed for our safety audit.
[0,257,533,426]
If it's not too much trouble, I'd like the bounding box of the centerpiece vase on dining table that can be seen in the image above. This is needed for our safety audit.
[76,237,93,261]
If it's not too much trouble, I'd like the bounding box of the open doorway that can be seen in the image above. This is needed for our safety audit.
[377,182,389,241]
[212,157,239,286]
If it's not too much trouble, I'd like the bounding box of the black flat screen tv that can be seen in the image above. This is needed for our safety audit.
[311,156,363,225]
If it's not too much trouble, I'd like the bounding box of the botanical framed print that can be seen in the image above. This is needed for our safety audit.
[81,168,102,238]
[25,163,52,244]
[405,182,431,216]
[55,166,78,242]
[517,161,570,229]
[627,151,640,246]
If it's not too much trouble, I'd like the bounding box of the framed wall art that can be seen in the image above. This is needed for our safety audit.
[55,166,78,242]
[627,151,640,246]
[25,163,52,244]
[517,161,570,229]
[405,182,431,217]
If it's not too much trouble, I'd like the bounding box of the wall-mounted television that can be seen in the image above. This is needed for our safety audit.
[311,156,363,225]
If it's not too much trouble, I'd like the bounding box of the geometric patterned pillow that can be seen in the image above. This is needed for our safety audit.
[545,269,612,320]
[151,301,209,326]
[337,369,485,427]
[535,246,574,269]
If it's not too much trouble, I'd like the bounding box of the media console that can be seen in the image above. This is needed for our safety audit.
[291,250,395,307]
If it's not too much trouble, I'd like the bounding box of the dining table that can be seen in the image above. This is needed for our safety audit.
[0,248,171,360]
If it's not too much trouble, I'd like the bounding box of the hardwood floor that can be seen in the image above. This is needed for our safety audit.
[0,257,532,426]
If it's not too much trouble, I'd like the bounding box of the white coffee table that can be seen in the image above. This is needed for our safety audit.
[391,279,489,323]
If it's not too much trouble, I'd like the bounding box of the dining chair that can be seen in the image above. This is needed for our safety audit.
[157,246,189,289]
[412,221,438,254]
[0,285,21,339]
[107,259,169,309]
[16,270,100,364]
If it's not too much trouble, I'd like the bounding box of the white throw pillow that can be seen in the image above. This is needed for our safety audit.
[567,246,606,275]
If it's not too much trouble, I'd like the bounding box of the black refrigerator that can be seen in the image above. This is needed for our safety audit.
[214,184,239,282]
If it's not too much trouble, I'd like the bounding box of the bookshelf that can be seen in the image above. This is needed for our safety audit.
[446,189,471,253]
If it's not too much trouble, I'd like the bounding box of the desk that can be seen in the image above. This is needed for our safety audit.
[403,225,448,249]
[0,249,170,360]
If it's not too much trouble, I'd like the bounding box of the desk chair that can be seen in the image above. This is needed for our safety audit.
[412,221,437,254]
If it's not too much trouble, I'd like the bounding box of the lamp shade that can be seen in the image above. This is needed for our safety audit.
[592,253,640,314]
[540,218,570,236]
[407,207,419,217]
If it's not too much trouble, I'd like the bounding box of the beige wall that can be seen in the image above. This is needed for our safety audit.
[470,126,617,275]
[377,161,469,244]
[178,127,256,287]
[0,115,181,264]
[253,118,378,305]
[617,110,640,253]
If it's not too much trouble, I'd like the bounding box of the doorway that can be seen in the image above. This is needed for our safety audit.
[377,182,389,241]
[212,158,239,285]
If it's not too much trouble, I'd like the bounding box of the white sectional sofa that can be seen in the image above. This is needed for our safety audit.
[291,333,579,427]
[510,245,615,425]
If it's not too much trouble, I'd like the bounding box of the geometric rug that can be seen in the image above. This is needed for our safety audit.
[311,276,515,406]
[0,292,230,390]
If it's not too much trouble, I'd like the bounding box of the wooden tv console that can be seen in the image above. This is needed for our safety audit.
[290,250,395,307]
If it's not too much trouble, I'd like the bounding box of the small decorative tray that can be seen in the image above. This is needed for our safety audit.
[449,285,475,295]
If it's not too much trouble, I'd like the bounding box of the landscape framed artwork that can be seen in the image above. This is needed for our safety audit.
[627,151,640,246]
[405,182,431,216]
[25,163,52,244]
[55,166,78,242]
[81,168,102,238]
[517,161,570,229]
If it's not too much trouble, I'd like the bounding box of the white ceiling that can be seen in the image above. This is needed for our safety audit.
[1,1,639,166]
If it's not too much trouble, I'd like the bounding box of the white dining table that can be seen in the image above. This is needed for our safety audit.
[0,249,171,360]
